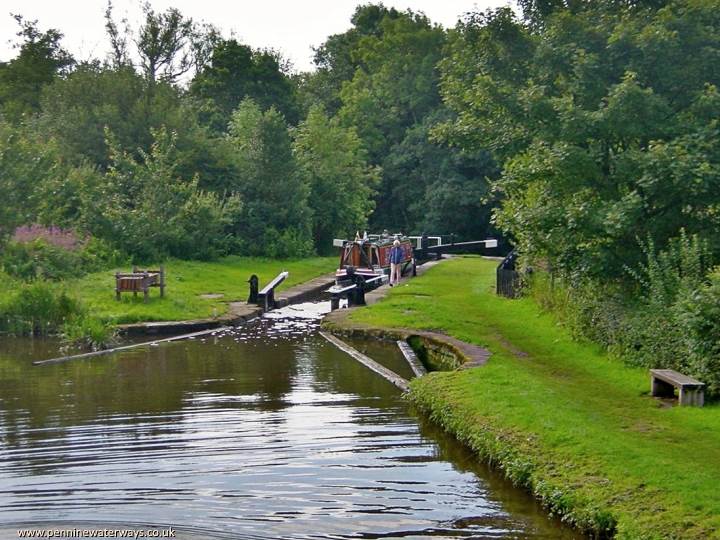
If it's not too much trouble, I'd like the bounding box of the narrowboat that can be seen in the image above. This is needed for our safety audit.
[334,233,416,284]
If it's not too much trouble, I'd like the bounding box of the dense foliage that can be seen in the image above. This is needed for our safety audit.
[439,1,720,279]
[0,3,498,267]
[3,1,720,386]
[435,0,720,392]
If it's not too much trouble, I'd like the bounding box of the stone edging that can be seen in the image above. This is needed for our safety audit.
[321,311,490,371]
[320,257,490,370]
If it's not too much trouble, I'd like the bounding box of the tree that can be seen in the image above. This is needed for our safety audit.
[227,99,312,257]
[381,110,498,239]
[37,63,148,167]
[312,5,448,231]
[517,0,671,28]
[337,8,445,161]
[293,105,379,253]
[308,4,404,114]
[438,1,720,278]
[0,15,73,121]
[37,61,238,198]
[0,121,60,239]
[135,3,195,84]
[86,128,241,260]
[190,39,299,131]
[104,1,131,68]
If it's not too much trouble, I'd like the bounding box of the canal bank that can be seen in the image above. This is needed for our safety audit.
[0,298,576,539]
[322,256,720,539]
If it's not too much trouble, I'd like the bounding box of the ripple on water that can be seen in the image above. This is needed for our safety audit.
[0,302,573,539]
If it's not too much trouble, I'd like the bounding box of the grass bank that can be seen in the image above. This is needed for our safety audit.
[1,256,335,325]
[345,256,720,539]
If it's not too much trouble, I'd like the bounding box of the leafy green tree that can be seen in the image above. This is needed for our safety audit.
[0,15,73,121]
[293,105,379,253]
[308,4,404,114]
[0,121,59,239]
[228,98,312,257]
[104,0,131,68]
[37,62,238,196]
[37,63,148,167]
[337,9,445,161]
[86,128,241,260]
[135,4,195,84]
[382,111,498,239]
[34,162,104,230]
[439,1,720,278]
[313,5,448,230]
[517,0,671,28]
[190,39,299,131]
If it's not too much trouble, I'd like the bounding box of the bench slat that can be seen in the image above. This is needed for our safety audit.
[650,369,704,387]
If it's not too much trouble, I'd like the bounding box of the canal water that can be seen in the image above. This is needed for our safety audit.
[0,302,576,539]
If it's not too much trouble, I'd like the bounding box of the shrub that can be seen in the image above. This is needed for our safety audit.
[1,236,126,281]
[264,227,315,259]
[527,231,720,396]
[1,239,83,280]
[527,272,630,350]
[0,281,83,336]
[62,316,117,351]
[87,128,242,261]
[0,280,114,349]
[626,230,711,310]
[675,273,720,395]
[79,236,127,271]
[170,190,242,260]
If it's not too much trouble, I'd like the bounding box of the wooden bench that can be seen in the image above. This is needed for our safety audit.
[650,369,705,407]
[115,266,165,303]
[257,271,288,311]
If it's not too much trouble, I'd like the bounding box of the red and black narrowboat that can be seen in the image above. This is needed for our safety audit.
[334,233,416,284]
[325,233,416,309]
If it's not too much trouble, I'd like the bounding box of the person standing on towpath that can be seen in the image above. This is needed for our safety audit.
[389,239,403,286]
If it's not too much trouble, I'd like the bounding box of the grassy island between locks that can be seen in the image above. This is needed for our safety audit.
[0,256,336,326]
[343,256,720,539]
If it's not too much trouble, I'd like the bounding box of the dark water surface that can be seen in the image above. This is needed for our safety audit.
[0,302,577,539]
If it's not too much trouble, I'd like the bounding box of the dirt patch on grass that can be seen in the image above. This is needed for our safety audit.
[498,337,529,358]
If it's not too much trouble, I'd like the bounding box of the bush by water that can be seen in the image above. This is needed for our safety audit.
[0,281,114,349]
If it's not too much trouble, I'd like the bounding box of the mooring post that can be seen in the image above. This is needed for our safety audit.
[247,274,259,304]
[353,282,366,306]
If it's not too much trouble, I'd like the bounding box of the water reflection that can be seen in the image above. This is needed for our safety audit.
[0,302,577,539]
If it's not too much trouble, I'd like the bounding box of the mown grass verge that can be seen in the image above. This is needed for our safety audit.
[1,256,335,326]
[345,256,720,539]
